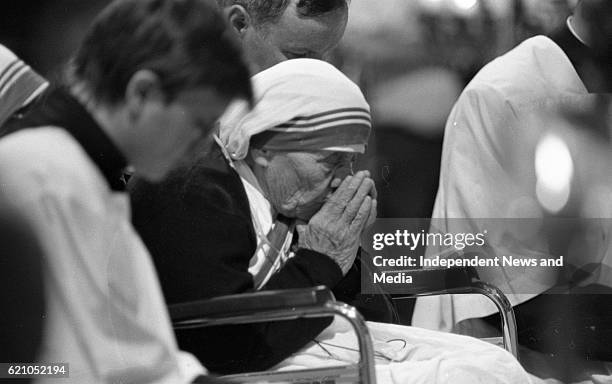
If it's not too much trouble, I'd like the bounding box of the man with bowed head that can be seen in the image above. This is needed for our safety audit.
[0,0,251,382]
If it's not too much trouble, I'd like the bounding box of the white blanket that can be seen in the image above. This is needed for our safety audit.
[274,320,538,384]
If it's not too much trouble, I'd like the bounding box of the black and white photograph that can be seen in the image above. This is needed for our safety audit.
[0,0,611,383]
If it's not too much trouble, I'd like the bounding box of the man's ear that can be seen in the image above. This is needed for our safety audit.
[124,69,164,121]
[226,5,251,36]
[249,147,272,167]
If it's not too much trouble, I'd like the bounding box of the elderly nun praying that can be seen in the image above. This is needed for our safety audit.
[129,58,532,383]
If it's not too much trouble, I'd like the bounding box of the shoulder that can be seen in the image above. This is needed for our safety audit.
[464,36,576,108]
[180,143,244,205]
[0,129,128,252]
[0,127,109,207]
[0,127,104,188]
[471,36,556,83]
[0,126,80,164]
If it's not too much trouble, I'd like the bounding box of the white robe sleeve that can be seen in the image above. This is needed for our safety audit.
[414,85,558,328]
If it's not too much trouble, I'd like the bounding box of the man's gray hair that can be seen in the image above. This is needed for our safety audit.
[217,0,347,24]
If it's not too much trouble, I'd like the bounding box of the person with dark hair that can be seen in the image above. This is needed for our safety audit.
[0,0,251,382]
[71,0,251,108]
[413,0,612,381]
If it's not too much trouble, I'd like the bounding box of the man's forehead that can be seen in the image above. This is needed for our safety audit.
[263,2,347,54]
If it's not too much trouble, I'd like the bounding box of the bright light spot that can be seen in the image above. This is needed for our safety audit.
[454,0,478,11]
[535,134,574,192]
[535,133,574,213]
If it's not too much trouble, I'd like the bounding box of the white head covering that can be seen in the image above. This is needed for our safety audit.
[0,45,48,127]
[218,58,371,160]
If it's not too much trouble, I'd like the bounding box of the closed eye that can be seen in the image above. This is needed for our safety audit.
[318,152,342,164]
[321,152,356,163]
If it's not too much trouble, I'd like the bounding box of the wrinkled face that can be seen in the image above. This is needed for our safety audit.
[254,150,356,220]
[131,88,230,181]
[242,0,348,73]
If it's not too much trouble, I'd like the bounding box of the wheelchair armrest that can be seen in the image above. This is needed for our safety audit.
[170,286,377,383]
[392,266,519,358]
[169,286,334,322]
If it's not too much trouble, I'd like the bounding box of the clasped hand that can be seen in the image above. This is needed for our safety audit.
[297,171,377,275]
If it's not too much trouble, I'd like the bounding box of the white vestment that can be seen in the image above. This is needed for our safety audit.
[413,35,612,330]
[0,128,204,384]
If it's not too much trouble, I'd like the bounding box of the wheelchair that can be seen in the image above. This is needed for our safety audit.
[170,266,517,384]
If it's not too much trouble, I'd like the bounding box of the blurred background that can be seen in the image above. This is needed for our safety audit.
[0,0,580,220]
[340,0,578,219]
